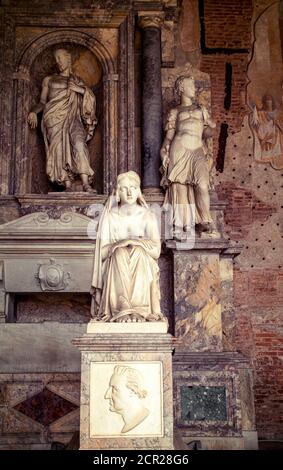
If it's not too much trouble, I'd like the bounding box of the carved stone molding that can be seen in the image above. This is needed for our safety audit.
[0,261,4,322]
[138,12,164,29]
[0,211,97,243]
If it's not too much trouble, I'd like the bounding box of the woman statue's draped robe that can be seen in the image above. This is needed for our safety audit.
[91,195,165,322]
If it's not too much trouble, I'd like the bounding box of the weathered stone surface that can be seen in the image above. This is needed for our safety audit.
[16,293,91,323]
[212,1,283,440]
[0,0,275,447]
[0,372,80,450]
[0,210,173,322]
[0,324,85,373]
[87,321,168,334]
[173,250,222,352]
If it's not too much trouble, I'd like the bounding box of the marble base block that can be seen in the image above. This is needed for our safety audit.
[171,247,224,352]
[73,324,174,450]
[86,320,168,334]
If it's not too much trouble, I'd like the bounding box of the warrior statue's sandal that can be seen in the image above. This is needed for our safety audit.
[83,184,96,193]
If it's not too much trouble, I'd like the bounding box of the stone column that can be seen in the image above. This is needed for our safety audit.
[138,13,164,193]
[103,73,119,194]
[0,261,5,323]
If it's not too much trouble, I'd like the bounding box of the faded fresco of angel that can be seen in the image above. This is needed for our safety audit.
[250,94,283,170]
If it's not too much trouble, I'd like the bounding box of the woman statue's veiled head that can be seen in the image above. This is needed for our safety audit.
[116,171,144,206]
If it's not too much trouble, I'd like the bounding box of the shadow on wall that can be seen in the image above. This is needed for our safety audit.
[258,440,283,451]
[51,431,79,450]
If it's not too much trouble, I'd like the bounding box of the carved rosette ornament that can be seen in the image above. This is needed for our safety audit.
[36,259,70,291]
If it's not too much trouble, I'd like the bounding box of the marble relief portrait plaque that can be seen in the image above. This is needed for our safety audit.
[90,362,163,437]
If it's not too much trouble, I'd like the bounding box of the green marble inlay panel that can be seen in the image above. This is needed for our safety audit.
[180,385,227,422]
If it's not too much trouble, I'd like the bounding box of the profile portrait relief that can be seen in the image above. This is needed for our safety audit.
[104,365,150,434]
[90,361,163,437]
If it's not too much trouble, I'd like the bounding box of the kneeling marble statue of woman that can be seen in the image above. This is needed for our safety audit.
[91,171,165,323]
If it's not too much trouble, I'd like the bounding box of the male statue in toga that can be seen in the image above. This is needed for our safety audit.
[28,48,97,192]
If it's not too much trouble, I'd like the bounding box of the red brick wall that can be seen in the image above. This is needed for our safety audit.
[201,55,248,132]
[217,181,283,440]
[198,0,283,440]
[233,268,283,439]
[204,0,252,49]
[217,183,276,240]
[200,0,253,156]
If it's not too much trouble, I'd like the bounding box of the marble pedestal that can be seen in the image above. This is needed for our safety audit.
[167,238,231,352]
[166,235,258,450]
[73,322,174,450]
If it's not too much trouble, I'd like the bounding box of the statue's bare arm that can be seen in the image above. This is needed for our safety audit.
[202,106,216,130]
[27,76,51,128]
[160,129,175,169]
[68,78,85,95]
[205,116,216,129]
[160,108,178,169]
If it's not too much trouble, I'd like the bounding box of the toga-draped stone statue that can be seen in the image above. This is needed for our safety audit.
[91,171,165,323]
[160,75,216,238]
[28,48,97,192]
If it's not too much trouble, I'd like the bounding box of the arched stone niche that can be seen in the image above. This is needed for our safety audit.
[29,43,103,194]
[13,30,118,195]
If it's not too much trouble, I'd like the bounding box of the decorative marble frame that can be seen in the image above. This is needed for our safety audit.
[89,361,164,438]
[0,372,80,450]
[14,29,118,195]
[174,370,242,437]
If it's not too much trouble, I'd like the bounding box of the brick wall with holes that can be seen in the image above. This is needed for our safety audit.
[194,0,283,440]
[201,55,248,137]
[203,0,252,49]
[199,0,253,162]
[217,173,283,440]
